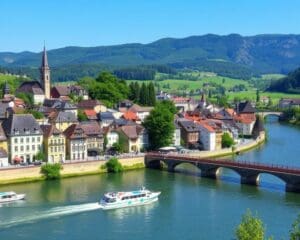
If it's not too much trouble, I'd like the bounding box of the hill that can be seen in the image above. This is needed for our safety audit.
[1,34,300,81]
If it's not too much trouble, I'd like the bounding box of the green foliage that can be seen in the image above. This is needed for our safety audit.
[77,109,88,122]
[129,81,156,106]
[105,157,123,173]
[79,72,129,108]
[290,214,300,240]
[16,92,34,107]
[40,163,63,180]
[222,132,234,148]
[143,101,176,150]
[256,89,260,102]
[103,136,108,151]
[235,210,267,240]
[35,150,46,161]
[26,109,44,119]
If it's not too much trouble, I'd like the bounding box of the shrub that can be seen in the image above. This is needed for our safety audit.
[41,163,63,180]
[105,157,123,173]
[222,132,234,148]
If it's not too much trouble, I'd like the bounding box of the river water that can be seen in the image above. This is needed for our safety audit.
[0,117,300,239]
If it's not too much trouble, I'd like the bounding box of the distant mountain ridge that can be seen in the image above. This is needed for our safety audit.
[1,34,300,79]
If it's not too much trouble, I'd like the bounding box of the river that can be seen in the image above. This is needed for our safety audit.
[0,117,300,239]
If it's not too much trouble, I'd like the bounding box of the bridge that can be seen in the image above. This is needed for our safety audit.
[257,111,282,118]
[145,153,300,193]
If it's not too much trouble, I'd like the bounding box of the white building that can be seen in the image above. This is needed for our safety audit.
[3,114,43,163]
[197,123,216,151]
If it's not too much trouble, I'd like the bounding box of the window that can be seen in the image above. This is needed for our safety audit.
[37,137,40,142]
[73,153,75,160]
[82,153,84,159]
[20,138,24,143]
[15,146,18,152]
[26,137,29,143]
[32,137,35,142]
[14,138,18,144]
[32,145,35,151]
[20,146,24,151]
[55,147,57,152]
[26,145,29,151]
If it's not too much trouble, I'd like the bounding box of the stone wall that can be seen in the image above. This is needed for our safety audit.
[0,157,144,184]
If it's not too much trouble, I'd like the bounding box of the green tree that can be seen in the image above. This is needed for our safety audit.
[222,132,234,148]
[77,109,88,121]
[103,136,108,151]
[41,163,63,180]
[16,92,34,107]
[290,214,300,240]
[256,89,260,103]
[148,82,156,106]
[143,101,175,150]
[235,210,268,240]
[105,157,123,173]
[35,150,46,162]
[139,82,148,105]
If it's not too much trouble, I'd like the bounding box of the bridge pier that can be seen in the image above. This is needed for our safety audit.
[286,183,300,193]
[200,167,218,179]
[240,174,259,186]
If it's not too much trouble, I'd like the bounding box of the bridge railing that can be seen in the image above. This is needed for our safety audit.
[145,152,300,174]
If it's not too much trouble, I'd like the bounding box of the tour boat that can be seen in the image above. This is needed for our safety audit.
[0,191,26,203]
[99,187,161,210]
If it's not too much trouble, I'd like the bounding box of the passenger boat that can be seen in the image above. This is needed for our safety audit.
[0,192,26,203]
[99,187,161,210]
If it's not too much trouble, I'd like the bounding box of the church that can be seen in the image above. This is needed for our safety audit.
[16,46,51,104]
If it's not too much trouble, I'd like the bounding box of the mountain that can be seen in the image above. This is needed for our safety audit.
[268,67,300,93]
[1,34,300,81]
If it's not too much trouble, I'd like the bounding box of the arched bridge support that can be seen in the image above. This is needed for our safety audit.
[199,166,219,179]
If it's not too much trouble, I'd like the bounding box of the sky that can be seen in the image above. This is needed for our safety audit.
[1,0,300,52]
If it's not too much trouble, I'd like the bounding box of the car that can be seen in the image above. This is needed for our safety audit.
[33,161,42,165]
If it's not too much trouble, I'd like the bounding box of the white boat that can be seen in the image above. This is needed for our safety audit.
[99,187,161,210]
[0,191,26,203]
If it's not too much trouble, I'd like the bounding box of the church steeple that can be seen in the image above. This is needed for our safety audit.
[40,45,51,99]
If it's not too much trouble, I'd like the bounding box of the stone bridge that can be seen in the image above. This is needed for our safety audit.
[257,111,283,118]
[145,153,300,193]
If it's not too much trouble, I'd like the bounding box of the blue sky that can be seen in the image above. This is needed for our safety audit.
[1,0,299,52]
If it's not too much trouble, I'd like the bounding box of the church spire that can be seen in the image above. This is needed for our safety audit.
[40,44,51,99]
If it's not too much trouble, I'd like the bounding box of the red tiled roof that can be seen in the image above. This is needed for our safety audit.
[123,111,139,121]
[84,109,97,117]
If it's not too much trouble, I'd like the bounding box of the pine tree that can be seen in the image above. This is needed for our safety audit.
[139,82,147,105]
[148,82,156,106]
[134,82,140,102]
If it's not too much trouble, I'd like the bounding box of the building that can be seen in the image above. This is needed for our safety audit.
[0,123,8,166]
[40,46,51,99]
[48,111,78,132]
[177,119,200,148]
[51,85,88,100]
[279,98,300,109]
[103,127,119,149]
[64,124,87,161]
[0,148,8,167]
[128,104,153,122]
[117,125,149,152]
[80,122,104,157]
[197,122,216,151]
[77,99,106,113]
[44,99,77,116]
[98,112,115,128]
[234,101,256,136]
[40,124,66,163]
[3,114,43,163]
[173,122,181,146]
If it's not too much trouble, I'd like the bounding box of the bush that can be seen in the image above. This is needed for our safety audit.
[41,163,63,180]
[222,132,234,148]
[105,157,123,173]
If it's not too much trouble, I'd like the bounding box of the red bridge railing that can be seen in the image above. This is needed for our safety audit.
[145,153,300,175]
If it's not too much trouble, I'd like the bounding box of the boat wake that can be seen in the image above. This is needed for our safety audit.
[0,202,102,229]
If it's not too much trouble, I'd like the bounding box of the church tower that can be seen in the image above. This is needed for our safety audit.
[40,45,51,99]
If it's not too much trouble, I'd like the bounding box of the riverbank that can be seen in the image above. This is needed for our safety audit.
[0,157,145,185]
[0,132,266,185]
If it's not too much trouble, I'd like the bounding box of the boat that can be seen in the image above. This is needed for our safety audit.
[99,187,161,210]
[0,192,26,203]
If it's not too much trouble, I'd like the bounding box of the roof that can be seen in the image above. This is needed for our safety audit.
[51,86,70,96]
[0,102,9,119]
[118,125,144,140]
[16,81,44,95]
[236,101,256,113]
[44,99,77,110]
[79,122,102,137]
[0,123,7,141]
[84,109,97,117]
[122,111,139,121]
[64,124,87,139]
[178,120,200,132]
[40,124,62,137]
[279,98,300,105]
[50,111,78,123]
[99,111,115,121]
[234,113,256,124]
[77,99,103,109]
[3,114,42,136]
[128,104,153,113]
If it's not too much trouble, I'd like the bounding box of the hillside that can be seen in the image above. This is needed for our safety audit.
[268,67,300,93]
[1,34,300,82]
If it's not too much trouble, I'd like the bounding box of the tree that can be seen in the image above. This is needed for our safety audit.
[143,101,175,150]
[105,157,123,173]
[16,92,34,107]
[77,109,88,121]
[148,82,156,106]
[35,150,46,162]
[256,89,260,103]
[139,82,148,105]
[235,210,267,240]
[41,163,63,180]
[290,214,300,240]
[222,132,234,148]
